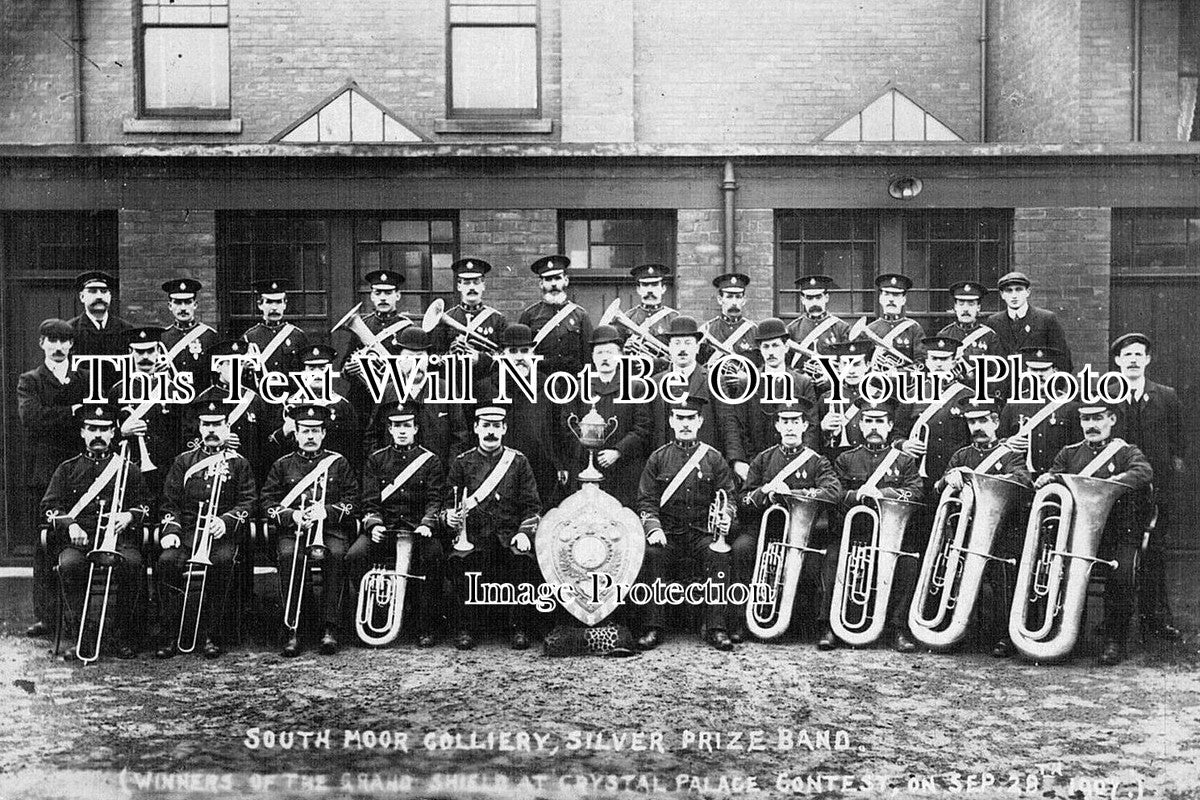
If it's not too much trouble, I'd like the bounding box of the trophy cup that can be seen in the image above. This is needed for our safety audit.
[566,405,619,483]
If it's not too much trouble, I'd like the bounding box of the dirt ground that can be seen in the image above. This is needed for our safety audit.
[0,564,1198,800]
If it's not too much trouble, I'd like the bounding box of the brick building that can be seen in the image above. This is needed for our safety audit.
[1,0,1199,559]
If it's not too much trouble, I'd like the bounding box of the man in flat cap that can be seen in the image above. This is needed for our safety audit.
[986,272,1072,371]
[519,254,592,377]
[160,278,219,395]
[339,269,412,417]
[858,273,925,370]
[1110,332,1184,642]
[786,274,850,390]
[18,319,86,637]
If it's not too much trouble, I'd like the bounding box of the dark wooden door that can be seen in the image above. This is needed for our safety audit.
[1111,276,1200,550]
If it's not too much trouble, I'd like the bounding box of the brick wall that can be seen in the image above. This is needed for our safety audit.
[675,210,723,321]
[988,0,1080,141]
[458,210,559,319]
[734,209,775,319]
[0,1,75,143]
[561,0,634,143]
[1138,0,1180,142]
[1012,207,1111,369]
[117,210,218,327]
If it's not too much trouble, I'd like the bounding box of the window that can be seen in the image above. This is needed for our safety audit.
[1113,210,1200,276]
[354,217,459,314]
[1179,2,1200,141]
[775,210,1011,331]
[560,212,677,279]
[139,0,230,117]
[448,0,539,117]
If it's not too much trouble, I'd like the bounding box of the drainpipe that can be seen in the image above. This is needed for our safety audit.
[1132,0,1143,141]
[71,0,85,143]
[979,0,989,141]
[721,161,737,273]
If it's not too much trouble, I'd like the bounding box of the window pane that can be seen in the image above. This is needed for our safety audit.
[431,220,455,243]
[451,27,537,110]
[382,220,429,242]
[143,27,229,110]
[590,218,644,243]
[1136,216,1189,243]
[564,219,589,268]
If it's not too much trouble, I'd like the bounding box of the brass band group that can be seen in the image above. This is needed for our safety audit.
[16,256,1184,666]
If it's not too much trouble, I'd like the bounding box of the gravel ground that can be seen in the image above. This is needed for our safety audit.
[0,566,1197,800]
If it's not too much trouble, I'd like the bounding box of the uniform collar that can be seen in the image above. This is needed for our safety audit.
[84,448,112,462]
[1086,437,1112,451]
[865,442,888,452]
[806,310,828,322]
[779,444,804,456]
[639,303,661,313]
[972,439,999,451]
[391,443,418,454]
[720,313,743,325]
[475,444,504,458]
[201,445,222,456]
[458,302,484,313]
[295,448,327,461]
[672,439,700,451]
[262,319,284,330]
[882,313,903,322]
[172,320,197,331]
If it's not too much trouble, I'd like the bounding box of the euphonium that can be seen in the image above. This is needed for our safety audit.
[908,472,1026,650]
[708,488,732,553]
[75,441,132,665]
[355,528,426,647]
[332,302,396,361]
[746,494,826,640]
[1008,474,1126,662]
[829,495,921,646]
[176,451,229,654]
[421,299,499,353]
[598,299,671,359]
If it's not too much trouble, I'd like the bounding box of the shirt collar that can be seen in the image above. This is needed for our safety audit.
[1007,306,1028,321]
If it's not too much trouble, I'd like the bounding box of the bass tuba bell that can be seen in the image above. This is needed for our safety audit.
[1008,474,1127,662]
[355,528,425,647]
[829,495,921,646]
[908,472,1027,651]
[746,494,827,640]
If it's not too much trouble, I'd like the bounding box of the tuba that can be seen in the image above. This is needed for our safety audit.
[1008,474,1126,662]
[908,472,1027,651]
[176,451,230,654]
[746,493,827,640]
[75,441,133,665]
[829,495,921,646]
[355,527,425,647]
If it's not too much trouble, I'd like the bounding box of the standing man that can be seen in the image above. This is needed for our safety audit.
[243,277,310,465]
[649,316,723,452]
[860,273,925,370]
[339,269,412,416]
[999,347,1078,476]
[18,319,85,637]
[441,406,542,651]
[519,254,592,377]
[68,270,133,361]
[431,258,508,396]
[262,404,359,657]
[986,271,1072,372]
[621,263,678,371]
[938,281,998,388]
[786,274,850,390]
[112,327,182,497]
[700,272,760,367]
[155,400,256,659]
[1036,403,1152,665]
[636,396,738,651]
[818,339,896,460]
[191,340,270,484]
[159,278,219,395]
[1110,332,1184,641]
[271,345,361,476]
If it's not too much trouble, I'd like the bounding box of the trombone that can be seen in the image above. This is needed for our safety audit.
[421,299,499,353]
[708,489,732,553]
[75,441,133,665]
[281,471,330,637]
[598,299,671,359]
[176,452,230,654]
[355,527,426,647]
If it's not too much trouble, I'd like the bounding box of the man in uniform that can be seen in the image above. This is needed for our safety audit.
[1036,403,1153,665]
[430,258,507,397]
[1000,347,1078,475]
[786,274,850,391]
[68,270,133,362]
[650,316,724,452]
[271,344,361,476]
[824,401,924,651]
[986,271,1072,372]
[935,401,1032,657]
[154,400,256,659]
[636,396,738,651]
[519,254,592,377]
[243,277,310,463]
[339,269,412,416]
[351,401,447,647]
[620,263,678,372]
[441,406,542,651]
[1110,332,1184,641]
[736,398,842,644]
[818,339,898,460]
[859,273,925,370]
[938,280,998,381]
[18,319,85,637]
[262,404,359,657]
[112,326,182,497]
[159,278,219,395]
[190,340,270,484]
[41,404,150,660]
[699,272,760,381]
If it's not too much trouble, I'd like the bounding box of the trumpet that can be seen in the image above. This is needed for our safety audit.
[176,452,230,654]
[421,299,499,353]
[355,527,426,647]
[281,472,330,637]
[450,487,474,555]
[75,441,132,665]
[708,489,732,553]
[746,493,827,640]
[829,495,921,646]
[598,300,670,359]
[908,472,1027,651]
[827,400,853,450]
[1008,475,1126,662]
[911,422,930,478]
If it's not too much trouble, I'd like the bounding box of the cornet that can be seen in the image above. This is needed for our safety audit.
[708,489,732,553]
[450,487,474,555]
[75,441,133,665]
[355,527,426,647]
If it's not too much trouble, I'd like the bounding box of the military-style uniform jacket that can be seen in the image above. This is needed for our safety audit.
[271,395,361,476]
[518,300,592,376]
[865,315,925,364]
[361,444,444,534]
[477,373,570,512]
[363,378,470,467]
[649,363,726,452]
[816,384,905,460]
[159,447,256,547]
[262,449,359,538]
[786,313,850,371]
[17,363,86,489]
[107,376,183,473]
[938,320,998,362]
[432,302,508,370]
[242,319,309,376]
[622,303,678,372]
[834,444,924,505]
[895,377,974,483]
[441,446,541,546]
[740,444,842,510]
[999,397,1079,474]
[161,321,219,395]
[938,441,1033,491]
[637,441,737,536]
[41,448,151,547]
[985,306,1073,372]
[1047,438,1153,489]
[699,314,760,366]
[187,382,270,481]
[339,309,412,414]
[725,367,819,464]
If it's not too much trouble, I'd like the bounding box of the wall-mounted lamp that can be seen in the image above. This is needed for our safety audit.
[888,177,923,200]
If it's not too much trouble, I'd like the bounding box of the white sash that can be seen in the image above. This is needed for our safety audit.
[464,448,518,509]
[958,324,993,352]
[1080,439,1128,478]
[163,323,212,364]
[252,323,297,368]
[860,447,906,495]
[464,306,497,335]
[774,447,818,483]
[721,319,755,350]
[643,306,673,329]
[183,450,231,484]
[376,317,412,343]
[532,303,580,348]
[911,382,973,433]
[226,391,257,427]
[659,443,712,507]
[880,318,919,347]
[380,450,434,502]
[798,315,841,352]
[62,454,125,520]
[277,454,341,509]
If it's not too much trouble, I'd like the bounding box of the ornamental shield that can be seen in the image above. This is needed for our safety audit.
[536,482,645,626]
